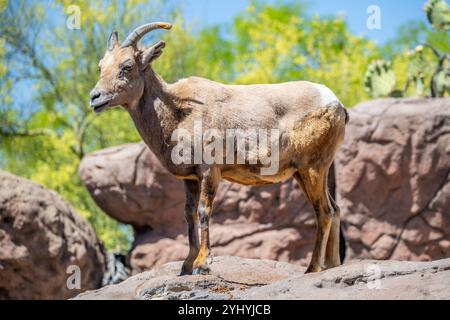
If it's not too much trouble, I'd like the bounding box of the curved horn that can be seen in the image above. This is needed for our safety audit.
[121,22,172,48]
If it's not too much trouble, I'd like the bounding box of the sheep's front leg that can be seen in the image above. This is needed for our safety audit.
[180,180,200,276]
[192,168,220,275]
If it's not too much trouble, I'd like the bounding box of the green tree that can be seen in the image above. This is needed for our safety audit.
[230,2,380,107]
[0,0,178,251]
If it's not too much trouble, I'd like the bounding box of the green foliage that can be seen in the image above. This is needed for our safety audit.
[431,53,450,96]
[366,0,449,98]
[425,0,450,31]
[407,46,427,79]
[230,2,378,107]
[0,0,162,251]
[364,60,398,98]
[407,46,428,96]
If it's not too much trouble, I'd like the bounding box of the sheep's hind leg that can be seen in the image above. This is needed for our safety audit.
[192,168,220,275]
[324,189,341,269]
[294,167,335,273]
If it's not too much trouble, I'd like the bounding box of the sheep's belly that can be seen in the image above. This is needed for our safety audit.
[221,165,296,186]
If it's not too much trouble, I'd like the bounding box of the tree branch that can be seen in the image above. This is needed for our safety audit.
[0,127,54,138]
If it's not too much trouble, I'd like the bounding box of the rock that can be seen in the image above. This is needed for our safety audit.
[80,143,318,273]
[242,258,450,300]
[74,256,305,300]
[336,98,450,262]
[74,256,450,300]
[208,179,317,266]
[0,171,106,299]
[78,143,186,237]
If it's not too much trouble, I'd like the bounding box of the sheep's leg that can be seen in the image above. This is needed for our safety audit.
[294,167,334,273]
[180,180,200,276]
[325,190,341,269]
[192,167,220,275]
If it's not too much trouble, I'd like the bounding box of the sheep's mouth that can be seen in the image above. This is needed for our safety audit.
[92,100,111,113]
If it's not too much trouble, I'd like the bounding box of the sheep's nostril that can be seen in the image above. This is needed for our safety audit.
[90,90,101,103]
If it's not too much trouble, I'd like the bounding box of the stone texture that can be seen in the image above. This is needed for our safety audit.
[0,171,106,299]
[78,143,186,237]
[336,98,450,262]
[74,256,305,300]
[74,256,450,300]
[80,143,317,273]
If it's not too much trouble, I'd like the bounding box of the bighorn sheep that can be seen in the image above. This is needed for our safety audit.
[90,22,348,275]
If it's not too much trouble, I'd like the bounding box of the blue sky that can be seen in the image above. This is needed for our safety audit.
[182,0,428,44]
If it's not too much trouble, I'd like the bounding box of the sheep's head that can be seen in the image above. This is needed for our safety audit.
[90,22,172,113]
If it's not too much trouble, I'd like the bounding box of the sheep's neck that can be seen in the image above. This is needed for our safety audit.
[127,69,180,169]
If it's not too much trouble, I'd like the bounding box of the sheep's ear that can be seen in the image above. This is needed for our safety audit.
[107,31,119,51]
[140,41,165,68]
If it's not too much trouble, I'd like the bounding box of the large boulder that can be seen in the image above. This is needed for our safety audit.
[74,256,450,300]
[80,143,317,273]
[0,171,106,299]
[336,98,450,261]
[78,143,186,237]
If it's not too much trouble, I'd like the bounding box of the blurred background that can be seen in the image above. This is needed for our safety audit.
[0,0,448,253]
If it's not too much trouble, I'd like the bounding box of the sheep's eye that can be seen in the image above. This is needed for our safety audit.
[120,60,134,71]
[118,62,133,78]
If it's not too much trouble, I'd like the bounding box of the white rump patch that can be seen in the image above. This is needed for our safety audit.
[312,83,340,106]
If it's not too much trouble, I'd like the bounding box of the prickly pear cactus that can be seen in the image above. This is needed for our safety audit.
[431,54,450,97]
[407,46,427,96]
[364,60,397,98]
[425,0,450,31]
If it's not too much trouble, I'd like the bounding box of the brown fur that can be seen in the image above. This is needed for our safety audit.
[90,27,348,274]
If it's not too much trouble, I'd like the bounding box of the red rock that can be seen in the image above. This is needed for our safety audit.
[0,171,106,299]
[79,143,186,237]
[336,98,450,262]
[74,257,450,300]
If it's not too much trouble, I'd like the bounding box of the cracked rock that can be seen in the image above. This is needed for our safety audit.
[336,98,450,262]
[74,256,450,300]
[0,171,106,299]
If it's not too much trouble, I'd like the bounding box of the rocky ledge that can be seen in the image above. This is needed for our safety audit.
[74,256,450,300]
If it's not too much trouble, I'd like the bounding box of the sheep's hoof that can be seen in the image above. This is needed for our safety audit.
[305,264,323,274]
[192,265,211,275]
[179,265,193,276]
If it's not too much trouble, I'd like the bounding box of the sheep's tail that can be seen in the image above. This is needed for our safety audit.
[342,104,350,124]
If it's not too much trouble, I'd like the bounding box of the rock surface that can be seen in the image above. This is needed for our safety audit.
[336,98,450,262]
[74,256,450,300]
[79,143,186,237]
[0,171,106,299]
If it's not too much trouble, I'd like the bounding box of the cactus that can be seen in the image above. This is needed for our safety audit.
[364,60,399,98]
[431,54,450,97]
[363,1,449,99]
[424,0,450,31]
[407,46,427,96]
